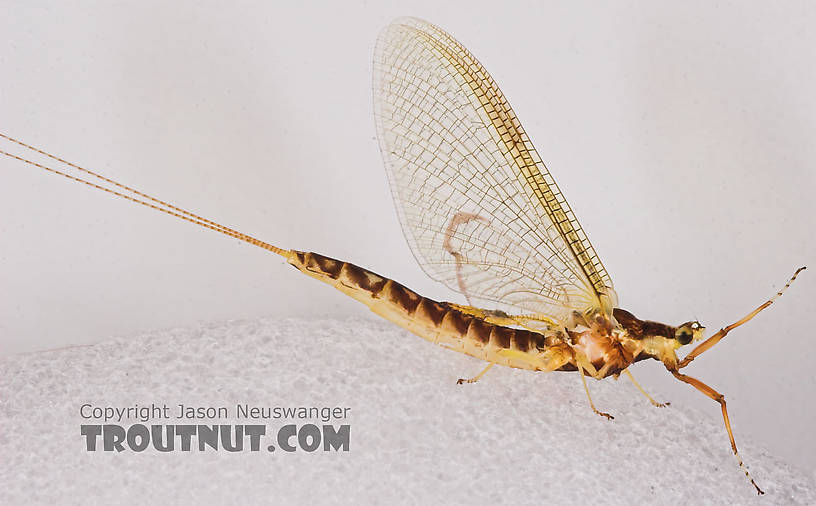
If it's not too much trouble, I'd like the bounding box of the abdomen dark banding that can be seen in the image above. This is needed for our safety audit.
[440,309,471,336]
[340,261,388,294]
[489,325,513,349]
[511,329,532,352]
[383,279,422,314]
[304,252,344,279]
[415,299,448,326]
[467,318,493,344]
[288,250,552,371]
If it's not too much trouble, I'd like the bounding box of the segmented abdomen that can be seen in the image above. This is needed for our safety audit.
[287,251,562,371]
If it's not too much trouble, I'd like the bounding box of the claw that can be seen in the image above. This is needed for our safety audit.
[594,409,614,420]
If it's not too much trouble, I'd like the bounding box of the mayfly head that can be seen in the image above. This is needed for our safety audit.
[673,321,705,347]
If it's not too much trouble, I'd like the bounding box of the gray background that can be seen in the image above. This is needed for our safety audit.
[2,0,814,473]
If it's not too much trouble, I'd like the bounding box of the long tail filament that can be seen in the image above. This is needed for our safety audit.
[0,132,289,258]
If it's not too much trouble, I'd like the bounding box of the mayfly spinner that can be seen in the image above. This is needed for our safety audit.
[1,17,804,494]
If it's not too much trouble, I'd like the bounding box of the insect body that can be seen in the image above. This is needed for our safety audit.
[290,250,679,381]
[1,17,804,496]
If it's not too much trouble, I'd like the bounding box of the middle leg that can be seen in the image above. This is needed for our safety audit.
[457,362,494,385]
[576,356,614,420]
[624,369,669,408]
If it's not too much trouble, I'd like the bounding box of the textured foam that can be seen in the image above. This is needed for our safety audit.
[1,317,814,505]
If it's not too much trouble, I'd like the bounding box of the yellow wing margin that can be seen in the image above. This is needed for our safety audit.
[416,20,612,299]
[373,18,617,321]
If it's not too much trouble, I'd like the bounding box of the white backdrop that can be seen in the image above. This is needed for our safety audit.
[2,1,814,473]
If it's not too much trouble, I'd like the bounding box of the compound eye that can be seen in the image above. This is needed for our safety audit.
[675,328,693,345]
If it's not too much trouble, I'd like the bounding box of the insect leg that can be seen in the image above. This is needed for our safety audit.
[497,343,571,372]
[623,369,669,408]
[669,370,764,495]
[576,356,613,420]
[445,303,560,332]
[456,363,495,385]
[505,314,561,333]
[679,267,805,369]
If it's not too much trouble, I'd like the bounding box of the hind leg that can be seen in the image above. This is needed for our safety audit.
[456,363,494,384]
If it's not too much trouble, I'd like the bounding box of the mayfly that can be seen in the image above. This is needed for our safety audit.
[1,17,804,494]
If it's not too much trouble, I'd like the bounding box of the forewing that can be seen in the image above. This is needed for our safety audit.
[372,18,616,324]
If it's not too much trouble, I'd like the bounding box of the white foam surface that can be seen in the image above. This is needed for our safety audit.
[1,317,814,505]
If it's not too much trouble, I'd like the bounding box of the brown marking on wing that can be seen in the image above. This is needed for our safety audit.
[442,211,490,305]
[419,21,614,298]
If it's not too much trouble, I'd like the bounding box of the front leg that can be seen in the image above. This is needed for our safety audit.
[669,369,763,495]
[679,267,804,369]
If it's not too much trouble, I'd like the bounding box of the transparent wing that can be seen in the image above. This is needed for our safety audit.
[372,17,616,325]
